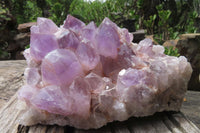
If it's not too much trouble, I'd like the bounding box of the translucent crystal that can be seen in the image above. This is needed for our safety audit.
[30,33,59,61]
[95,17,120,58]
[76,42,100,71]
[18,15,192,129]
[41,49,83,86]
[63,15,85,33]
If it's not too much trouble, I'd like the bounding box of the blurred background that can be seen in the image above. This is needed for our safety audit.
[0,0,200,59]
[0,0,200,90]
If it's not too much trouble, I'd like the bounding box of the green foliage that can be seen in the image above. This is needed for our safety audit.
[6,0,75,25]
[143,3,173,42]
[0,6,10,20]
[46,0,74,25]
[156,4,172,41]
[154,34,164,45]
[25,45,30,49]
[24,1,42,22]
[193,0,200,16]
[156,4,171,26]
[143,1,198,42]
[168,27,179,40]
[0,41,9,60]
[184,11,198,33]
[0,50,9,59]
[7,0,199,35]
[164,46,180,57]
[0,2,11,59]
[11,0,42,24]
[70,0,138,28]
[136,0,144,9]
[0,2,11,29]
[69,0,106,26]
[0,0,199,60]
[143,14,156,34]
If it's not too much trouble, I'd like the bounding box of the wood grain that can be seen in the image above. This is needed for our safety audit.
[0,60,26,110]
[181,91,200,128]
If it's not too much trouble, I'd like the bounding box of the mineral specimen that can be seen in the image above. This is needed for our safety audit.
[18,15,192,129]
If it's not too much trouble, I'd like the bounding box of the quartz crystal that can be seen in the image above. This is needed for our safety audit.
[18,15,192,129]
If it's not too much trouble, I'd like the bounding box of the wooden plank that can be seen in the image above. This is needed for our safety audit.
[129,122,156,133]
[74,126,112,133]
[0,93,21,133]
[0,60,26,110]
[27,126,38,133]
[0,99,6,109]
[127,117,158,133]
[170,112,200,133]
[110,122,130,133]
[24,125,70,133]
[162,115,183,133]
[34,125,64,133]
[17,125,29,133]
[181,91,200,128]
[150,114,172,133]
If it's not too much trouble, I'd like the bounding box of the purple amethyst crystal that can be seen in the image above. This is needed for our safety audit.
[18,15,192,129]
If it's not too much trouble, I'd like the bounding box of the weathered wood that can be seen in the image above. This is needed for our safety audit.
[181,91,200,128]
[0,60,26,109]
[74,126,112,133]
[0,99,5,108]
[162,115,183,133]
[0,94,21,133]
[27,125,65,133]
[126,113,173,133]
[0,60,200,133]
[169,112,200,133]
[127,117,157,133]
[111,122,130,133]
[150,115,171,133]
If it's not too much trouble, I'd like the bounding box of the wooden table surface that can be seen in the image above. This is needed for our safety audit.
[0,60,200,133]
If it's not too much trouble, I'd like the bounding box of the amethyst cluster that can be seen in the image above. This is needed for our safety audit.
[18,15,192,129]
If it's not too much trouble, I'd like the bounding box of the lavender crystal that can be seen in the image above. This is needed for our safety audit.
[18,15,192,129]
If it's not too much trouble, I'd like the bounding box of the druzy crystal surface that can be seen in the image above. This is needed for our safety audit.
[18,15,192,129]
